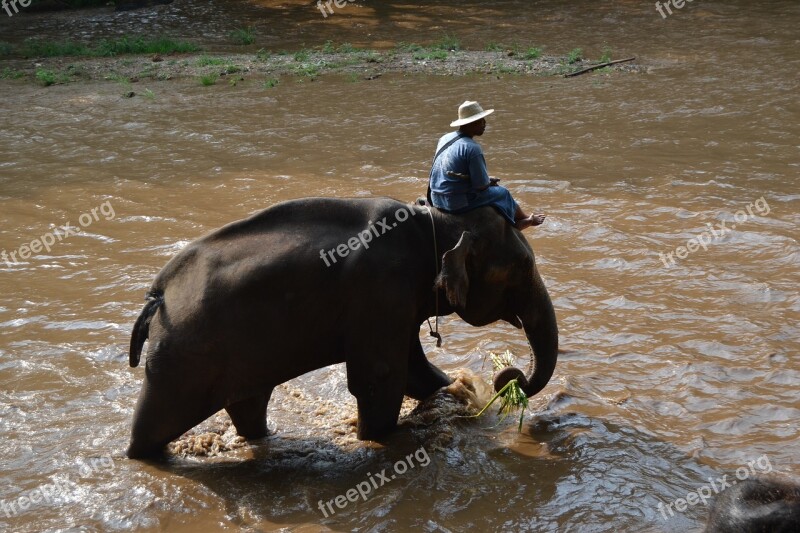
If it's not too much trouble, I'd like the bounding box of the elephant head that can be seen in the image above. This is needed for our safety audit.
[431,206,559,397]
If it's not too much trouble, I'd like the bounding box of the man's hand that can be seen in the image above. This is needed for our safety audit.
[489,177,500,186]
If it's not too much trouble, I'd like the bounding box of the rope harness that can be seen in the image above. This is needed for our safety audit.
[423,133,466,347]
[424,206,442,347]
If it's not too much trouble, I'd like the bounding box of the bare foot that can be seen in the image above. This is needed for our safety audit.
[516,214,546,230]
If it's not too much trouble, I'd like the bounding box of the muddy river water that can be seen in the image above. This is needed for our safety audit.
[1,0,798,531]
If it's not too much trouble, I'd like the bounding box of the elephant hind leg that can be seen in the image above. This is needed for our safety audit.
[127,372,221,459]
[225,390,273,440]
[354,381,405,442]
[347,346,409,442]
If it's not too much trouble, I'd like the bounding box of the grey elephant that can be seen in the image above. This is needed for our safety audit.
[706,476,800,532]
[126,197,558,458]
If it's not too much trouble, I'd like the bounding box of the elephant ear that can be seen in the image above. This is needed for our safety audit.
[435,231,475,308]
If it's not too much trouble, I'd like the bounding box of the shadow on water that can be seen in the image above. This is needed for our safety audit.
[149,398,715,531]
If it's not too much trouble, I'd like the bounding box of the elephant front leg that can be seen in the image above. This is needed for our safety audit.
[405,335,452,401]
[346,352,407,442]
[225,388,273,440]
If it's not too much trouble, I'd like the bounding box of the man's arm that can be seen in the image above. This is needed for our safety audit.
[469,151,492,191]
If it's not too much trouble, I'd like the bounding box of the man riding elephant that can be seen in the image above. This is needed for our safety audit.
[428,100,546,230]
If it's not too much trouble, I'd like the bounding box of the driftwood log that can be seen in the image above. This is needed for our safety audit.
[564,57,636,78]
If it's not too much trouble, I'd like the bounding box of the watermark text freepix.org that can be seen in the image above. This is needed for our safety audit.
[2,0,31,17]
[659,196,770,268]
[317,446,431,517]
[655,0,698,19]
[657,454,773,520]
[320,205,417,267]
[1,454,116,518]
[316,0,356,18]
[1,201,116,267]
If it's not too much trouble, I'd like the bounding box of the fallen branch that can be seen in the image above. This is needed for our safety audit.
[564,56,636,78]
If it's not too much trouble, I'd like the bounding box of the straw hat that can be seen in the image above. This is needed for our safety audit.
[450,100,494,127]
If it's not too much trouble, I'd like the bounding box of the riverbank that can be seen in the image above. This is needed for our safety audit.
[0,43,642,88]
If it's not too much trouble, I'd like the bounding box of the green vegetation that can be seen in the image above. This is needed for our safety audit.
[292,63,319,78]
[347,72,360,83]
[485,42,504,52]
[337,42,358,53]
[494,64,519,75]
[293,49,310,62]
[35,69,64,86]
[473,351,529,432]
[105,72,131,86]
[432,34,460,51]
[1,67,25,80]
[255,48,272,60]
[23,40,90,57]
[396,42,423,53]
[193,60,242,74]
[413,49,448,61]
[229,28,255,46]
[359,50,382,63]
[19,36,199,58]
[522,46,542,60]
[199,73,218,86]
[321,40,336,54]
[142,88,155,100]
[97,36,198,56]
[263,77,279,88]
[0,42,12,56]
[567,47,583,64]
[399,36,459,60]
[600,45,613,63]
[196,55,226,67]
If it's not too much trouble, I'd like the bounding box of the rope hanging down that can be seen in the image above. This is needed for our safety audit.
[424,206,442,347]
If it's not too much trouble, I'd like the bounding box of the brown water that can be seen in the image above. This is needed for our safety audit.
[1,1,798,531]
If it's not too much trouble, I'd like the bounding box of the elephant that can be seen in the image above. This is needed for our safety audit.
[705,476,800,532]
[126,197,558,459]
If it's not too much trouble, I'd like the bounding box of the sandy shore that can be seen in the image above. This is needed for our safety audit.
[0,48,642,87]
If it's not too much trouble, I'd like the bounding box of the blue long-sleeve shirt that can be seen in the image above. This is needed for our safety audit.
[429,132,491,211]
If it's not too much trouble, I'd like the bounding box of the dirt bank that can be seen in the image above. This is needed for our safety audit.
[0,47,642,89]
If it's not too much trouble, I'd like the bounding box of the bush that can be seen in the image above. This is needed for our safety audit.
[230,28,255,46]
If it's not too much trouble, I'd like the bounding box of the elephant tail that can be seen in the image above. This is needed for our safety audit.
[129,290,164,368]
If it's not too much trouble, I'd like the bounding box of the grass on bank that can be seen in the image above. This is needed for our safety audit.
[35,69,71,86]
[195,55,227,67]
[199,73,218,86]
[1,67,25,79]
[229,28,255,46]
[17,36,199,58]
[522,46,542,59]
[566,47,583,64]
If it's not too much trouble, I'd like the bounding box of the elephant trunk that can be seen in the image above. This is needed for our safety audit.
[493,283,558,398]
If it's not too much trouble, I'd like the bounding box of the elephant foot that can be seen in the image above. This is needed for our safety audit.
[226,391,273,440]
[356,418,396,443]
[128,371,221,460]
[406,339,453,401]
[126,440,169,460]
[353,383,404,442]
